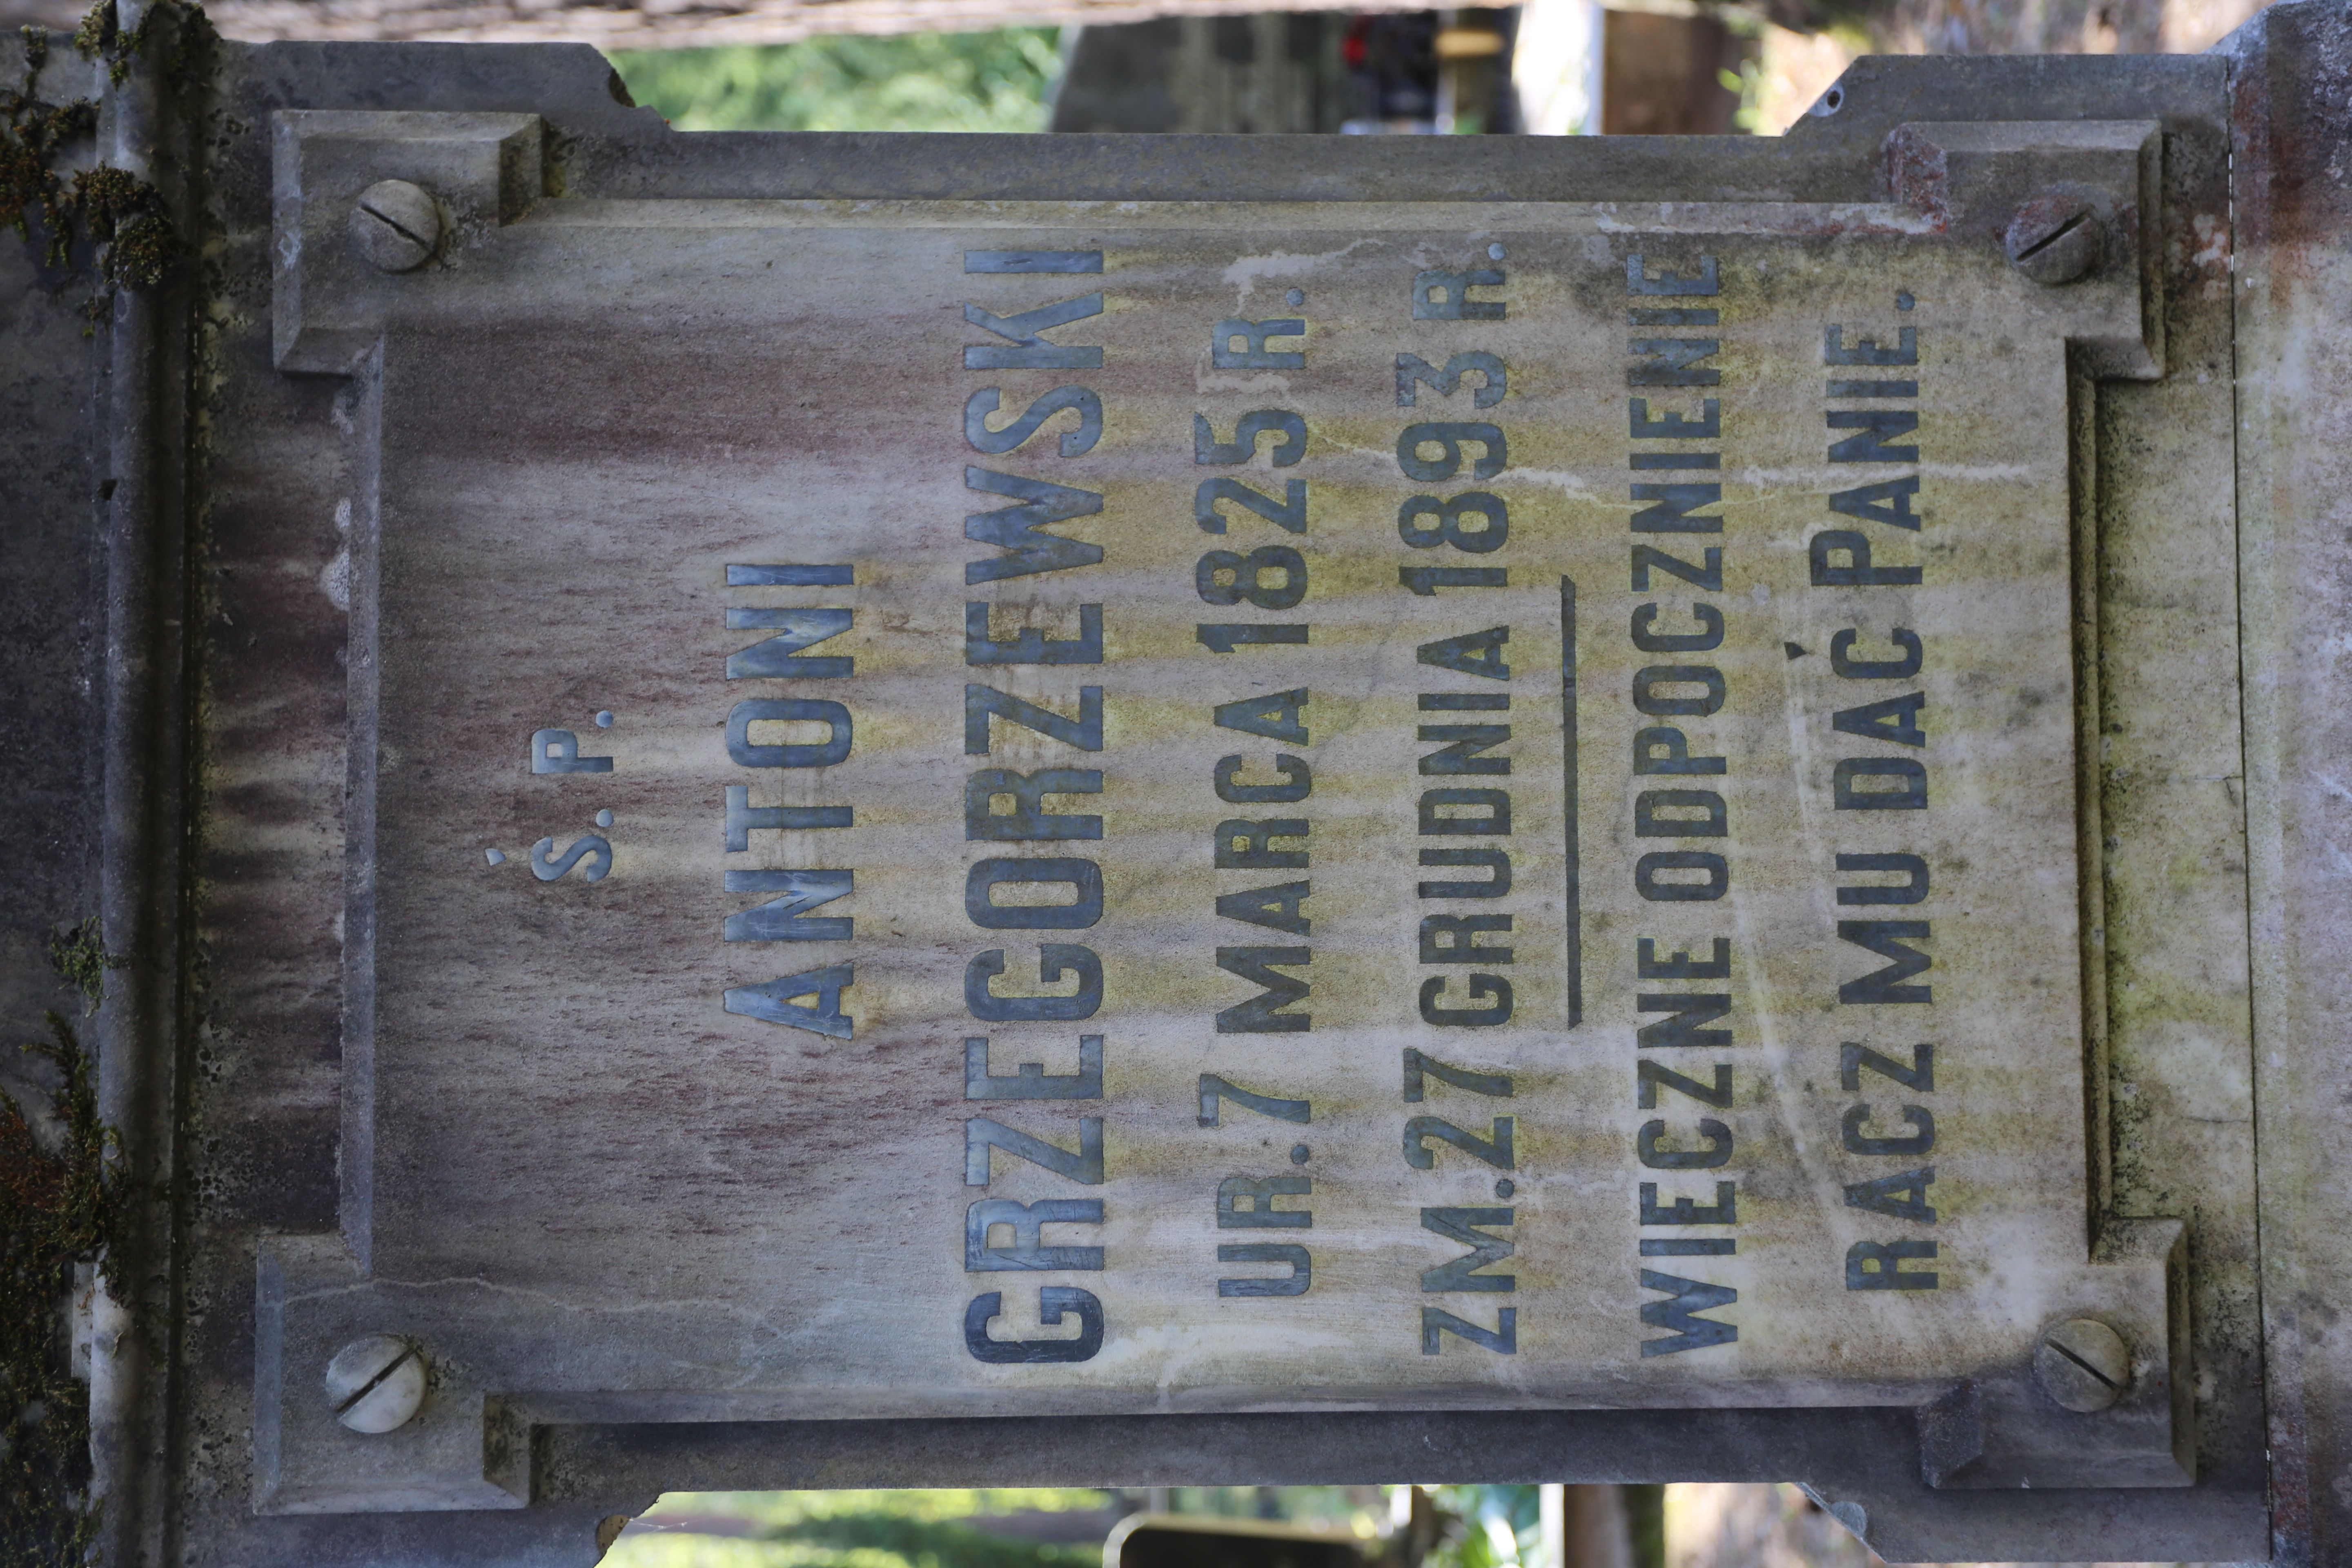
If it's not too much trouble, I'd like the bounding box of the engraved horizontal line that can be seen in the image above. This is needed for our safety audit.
[519,200,1942,237]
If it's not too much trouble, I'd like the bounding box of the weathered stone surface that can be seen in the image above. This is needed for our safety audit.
[2227,2,2352,1564]
[218,69,2230,1545]
[325,198,2111,1414]
[17,17,2331,1566]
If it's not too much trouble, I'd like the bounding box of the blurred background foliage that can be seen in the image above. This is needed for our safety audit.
[1423,1485,1544,1568]
[610,29,1065,132]
[602,1488,1111,1568]
[598,1484,1612,1568]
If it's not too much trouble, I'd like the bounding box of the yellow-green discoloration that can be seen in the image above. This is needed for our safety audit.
[332,198,2166,1421]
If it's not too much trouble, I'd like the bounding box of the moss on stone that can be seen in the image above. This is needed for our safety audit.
[45,920,121,1016]
[71,0,154,87]
[5,5,192,297]
[67,0,110,64]
[0,1013,122,1568]
[71,162,170,287]
[1,47,98,267]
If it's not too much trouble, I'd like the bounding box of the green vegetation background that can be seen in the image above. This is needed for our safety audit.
[611,29,1064,133]
[599,1485,1581,1568]
[601,1488,1110,1568]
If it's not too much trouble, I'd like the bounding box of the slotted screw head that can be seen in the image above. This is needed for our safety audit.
[350,180,442,273]
[2004,194,2103,285]
[2034,1317,2132,1412]
[325,1334,428,1433]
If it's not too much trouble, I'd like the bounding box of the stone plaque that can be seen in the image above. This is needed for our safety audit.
[375,212,2072,1396]
[247,105,2197,1517]
[36,21,2337,1561]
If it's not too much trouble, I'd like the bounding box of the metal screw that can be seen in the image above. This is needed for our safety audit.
[325,1334,428,1433]
[2004,194,2103,285]
[350,180,442,273]
[2034,1317,2132,1412]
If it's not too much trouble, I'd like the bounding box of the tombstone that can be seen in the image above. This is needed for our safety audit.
[5,2,2352,1564]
